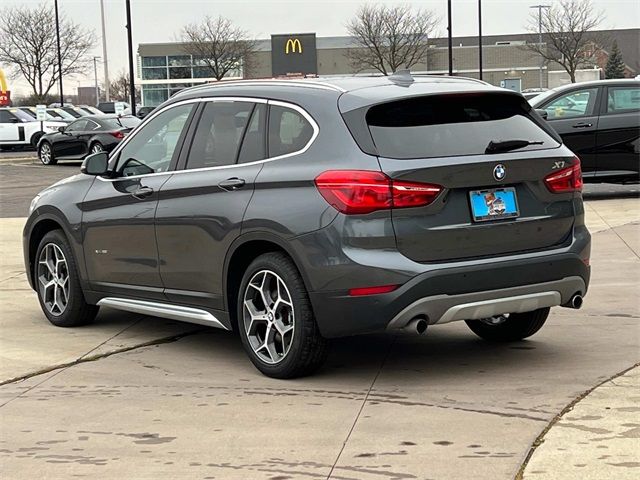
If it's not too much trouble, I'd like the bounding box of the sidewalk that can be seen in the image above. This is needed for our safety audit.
[522,366,640,479]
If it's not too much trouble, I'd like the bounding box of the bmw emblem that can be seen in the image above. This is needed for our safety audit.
[493,164,506,181]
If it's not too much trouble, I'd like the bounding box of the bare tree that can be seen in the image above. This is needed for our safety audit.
[180,15,256,81]
[346,4,438,75]
[525,0,604,83]
[109,71,140,103]
[0,3,95,101]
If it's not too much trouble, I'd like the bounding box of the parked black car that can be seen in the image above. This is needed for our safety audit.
[136,106,155,119]
[530,79,640,183]
[37,115,140,165]
[24,75,590,378]
[97,101,130,114]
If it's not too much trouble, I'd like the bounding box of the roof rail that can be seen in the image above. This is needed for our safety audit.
[172,79,345,98]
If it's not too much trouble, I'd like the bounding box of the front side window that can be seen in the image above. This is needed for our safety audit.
[268,105,314,157]
[116,104,193,177]
[185,101,254,169]
[0,110,16,123]
[606,86,640,113]
[543,88,599,119]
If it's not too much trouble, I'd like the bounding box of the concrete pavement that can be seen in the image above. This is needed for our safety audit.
[0,193,638,479]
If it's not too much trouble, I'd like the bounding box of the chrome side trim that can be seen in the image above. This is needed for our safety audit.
[97,297,228,330]
[97,96,320,182]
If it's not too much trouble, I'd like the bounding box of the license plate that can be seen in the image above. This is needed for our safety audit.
[469,187,519,222]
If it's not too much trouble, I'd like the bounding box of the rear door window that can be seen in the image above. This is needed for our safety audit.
[606,86,640,113]
[185,101,254,169]
[268,105,314,157]
[366,94,559,159]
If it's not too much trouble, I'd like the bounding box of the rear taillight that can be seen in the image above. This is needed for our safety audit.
[544,156,583,193]
[315,170,442,214]
[109,131,125,139]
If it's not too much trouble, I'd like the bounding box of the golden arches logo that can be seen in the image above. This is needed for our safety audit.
[285,38,303,54]
[0,68,7,92]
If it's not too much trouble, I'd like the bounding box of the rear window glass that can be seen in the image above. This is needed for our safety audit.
[103,117,141,129]
[366,94,560,159]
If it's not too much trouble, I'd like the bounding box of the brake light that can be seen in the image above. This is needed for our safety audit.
[109,131,125,139]
[544,157,583,193]
[349,284,398,296]
[315,170,442,214]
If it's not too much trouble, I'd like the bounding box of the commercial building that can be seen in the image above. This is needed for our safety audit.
[137,28,639,106]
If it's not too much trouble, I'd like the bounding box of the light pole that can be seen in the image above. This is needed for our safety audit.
[100,0,110,101]
[93,56,101,106]
[54,0,63,106]
[478,0,483,80]
[447,0,453,76]
[530,5,550,88]
[125,0,136,115]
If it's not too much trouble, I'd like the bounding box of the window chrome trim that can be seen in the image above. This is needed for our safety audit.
[97,96,319,182]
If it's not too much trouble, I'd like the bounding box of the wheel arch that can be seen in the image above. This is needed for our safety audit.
[223,232,311,332]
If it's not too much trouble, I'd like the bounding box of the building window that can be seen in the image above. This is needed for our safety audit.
[169,67,192,79]
[142,67,168,80]
[193,66,213,79]
[142,88,169,107]
[142,56,167,67]
[168,55,191,66]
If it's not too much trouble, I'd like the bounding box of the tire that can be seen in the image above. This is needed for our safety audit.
[30,131,43,148]
[38,141,56,165]
[34,230,99,327]
[89,142,104,155]
[465,308,550,342]
[237,252,328,378]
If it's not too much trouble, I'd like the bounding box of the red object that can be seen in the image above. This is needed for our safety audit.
[348,284,399,296]
[315,170,442,214]
[0,90,10,106]
[109,131,125,139]
[544,156,583,193]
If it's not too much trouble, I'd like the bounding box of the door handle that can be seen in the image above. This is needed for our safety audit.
[218,177,246,191]
[572,122,593,128]
[131,186,154,199]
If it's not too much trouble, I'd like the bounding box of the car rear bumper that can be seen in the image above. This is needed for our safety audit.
[309,248,590,338]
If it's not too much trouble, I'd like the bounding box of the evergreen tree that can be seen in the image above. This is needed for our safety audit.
[605,41,626,79]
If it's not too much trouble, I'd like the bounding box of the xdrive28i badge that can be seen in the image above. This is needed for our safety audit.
[493,164,506,181]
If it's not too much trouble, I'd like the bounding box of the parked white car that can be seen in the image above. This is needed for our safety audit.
[0,108,67,149]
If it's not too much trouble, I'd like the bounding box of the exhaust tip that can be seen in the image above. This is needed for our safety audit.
[401,316,428,335]
[571,294,583,309]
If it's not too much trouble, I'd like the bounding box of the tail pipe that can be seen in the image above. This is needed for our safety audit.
[563,293,584,309]
[401,316,428,335]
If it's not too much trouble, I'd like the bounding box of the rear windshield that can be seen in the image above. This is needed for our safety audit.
[103,117,141,129]
[366,94,560,159]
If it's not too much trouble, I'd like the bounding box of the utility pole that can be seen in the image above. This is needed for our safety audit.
[125,0,136,115]
[478,0,483,80]
[100,0,110,101]
[447,0,453,76]
[93,57,101,105]
[530,5,550,88]
[54,0,63,106]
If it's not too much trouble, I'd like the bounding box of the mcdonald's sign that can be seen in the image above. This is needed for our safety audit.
[271,33,317,76]
[285,38,303,54]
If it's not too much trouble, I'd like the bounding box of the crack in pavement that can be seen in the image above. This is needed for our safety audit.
[0,327,203,406]
[514,361,640,480]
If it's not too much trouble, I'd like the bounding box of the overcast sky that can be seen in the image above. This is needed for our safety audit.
[4,0,640,96]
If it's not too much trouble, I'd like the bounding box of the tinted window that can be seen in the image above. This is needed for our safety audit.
[103,117,141,129]
[607,86,640,113]
[117,104,193,176]
[543,88,598,119]
[268,105,314,157]
[9,109,33,122]
[185,101,253,169]
[66,119,87,132]
[366,94,559,159]
[86,120,101,130]
[238,103,267,163]
[0,110,17,122]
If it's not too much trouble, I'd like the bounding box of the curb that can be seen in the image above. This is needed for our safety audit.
[0,157,38,165]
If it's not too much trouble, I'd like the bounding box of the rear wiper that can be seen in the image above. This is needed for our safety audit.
[485,139,543,154]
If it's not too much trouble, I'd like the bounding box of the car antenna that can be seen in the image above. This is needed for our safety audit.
[389,69,414,86]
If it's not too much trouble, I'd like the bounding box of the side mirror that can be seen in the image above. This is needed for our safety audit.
[81,151,109,176]
[535,109,548,120]
[57,126,66,133]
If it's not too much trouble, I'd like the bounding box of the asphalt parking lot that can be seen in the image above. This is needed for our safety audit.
[1,160,638,479]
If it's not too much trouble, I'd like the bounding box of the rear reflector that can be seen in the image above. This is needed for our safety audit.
[315,170,442,214]
[544,156,583,193]
[348,285,398,296]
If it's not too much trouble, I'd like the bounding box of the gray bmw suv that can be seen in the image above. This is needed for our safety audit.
[23,73,591,378]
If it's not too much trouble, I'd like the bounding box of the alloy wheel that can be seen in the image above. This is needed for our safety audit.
[37,243,70,316]
[242,270,295,364]
[91,143,103,154]
[40,143,51,164]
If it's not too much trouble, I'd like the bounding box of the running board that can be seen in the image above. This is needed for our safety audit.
[97,297,228,330]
